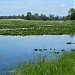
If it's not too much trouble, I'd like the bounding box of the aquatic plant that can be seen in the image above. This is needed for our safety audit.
[11,50,75,75]
[61,49,65,51]
[39,49,43,51]
[34,49,38,51]
[49,52,56,54]
[43,49,47,51]
[0,20,75,35]
[71,49,75,51]
[66,42,72,44]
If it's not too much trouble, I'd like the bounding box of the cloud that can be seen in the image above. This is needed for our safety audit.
[0,0,73,16]
[60,4,65,7]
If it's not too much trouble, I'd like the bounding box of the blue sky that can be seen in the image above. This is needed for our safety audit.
[0,0,74,16]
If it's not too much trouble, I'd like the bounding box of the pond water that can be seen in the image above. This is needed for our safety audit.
[0,35,75,74]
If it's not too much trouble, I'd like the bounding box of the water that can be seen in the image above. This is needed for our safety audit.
[0,35,75,74]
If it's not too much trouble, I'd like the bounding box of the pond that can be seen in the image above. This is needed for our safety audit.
[0,35,75,74]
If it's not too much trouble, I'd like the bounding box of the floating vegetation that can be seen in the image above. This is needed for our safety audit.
[56,51,60,54]
[34,48,47,52]
[73,43,75,44]
[34,49,38,51]
[54,49,56,50]
[66,42,75,44]
[66,42,72,44]
[71,49,75,51]
[49,52,56,54]
[61,49,65,51]
[39,49,43,51]
[43,49,47,51]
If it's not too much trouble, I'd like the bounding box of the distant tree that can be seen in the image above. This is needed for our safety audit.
[21,14,25,19]
[68,8,75,20]
[49,14,55,20]
[17,15,21,18]
[26,12,32,20]
[12,15,17,19]
[55,16,59,20]
[33,13,39,20]
[38,14,49,21]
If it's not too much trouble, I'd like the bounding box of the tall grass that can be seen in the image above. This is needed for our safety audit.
[11,50,75,75]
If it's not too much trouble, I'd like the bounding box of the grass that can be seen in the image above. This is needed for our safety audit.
[0,20,75,35]
[10,50,75,75]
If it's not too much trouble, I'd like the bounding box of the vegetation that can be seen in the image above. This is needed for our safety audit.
[0,20,75,35]
[66,42,72,44]
[9,50,75,75]
[68,8,75,20]
[66,42,75,44]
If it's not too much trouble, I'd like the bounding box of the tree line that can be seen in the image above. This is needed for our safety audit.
[0,8,75,20]
[0,12,61,21]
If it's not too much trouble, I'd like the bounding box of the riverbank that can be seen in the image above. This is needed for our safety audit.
[0,20,75,35]
[11,50,75,75]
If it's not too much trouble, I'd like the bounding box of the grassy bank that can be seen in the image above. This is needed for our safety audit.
[0,20,75,35]
[10,50,75,75]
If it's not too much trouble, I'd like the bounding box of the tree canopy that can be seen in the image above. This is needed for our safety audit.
[68,8,75,20]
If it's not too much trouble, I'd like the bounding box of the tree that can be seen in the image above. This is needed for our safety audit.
[33,13,39,20]
[25,12,32,20]
[55,16,59,20]
[21,14,25,19]
[49,14,54,20]
[68,8,75,20]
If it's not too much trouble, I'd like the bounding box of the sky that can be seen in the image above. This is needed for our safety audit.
[0,0,74,16]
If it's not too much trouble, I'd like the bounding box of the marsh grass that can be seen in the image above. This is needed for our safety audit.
[0,20,75,35]
[10,50,75,75]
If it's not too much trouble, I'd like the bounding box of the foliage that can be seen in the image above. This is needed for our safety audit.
[68,8,75,20]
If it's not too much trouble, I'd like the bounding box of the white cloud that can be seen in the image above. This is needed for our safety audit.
[60,4,65,7]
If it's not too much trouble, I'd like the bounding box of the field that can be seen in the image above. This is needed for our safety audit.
[0,19,75,35]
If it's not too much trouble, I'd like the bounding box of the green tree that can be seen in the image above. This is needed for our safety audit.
[49,14,55,20]
[21,14,25,19]
[26,12,32,20]
[68,8,75,20]
[33,13,39,20]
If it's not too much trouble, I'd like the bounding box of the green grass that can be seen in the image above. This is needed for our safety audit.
[0,20,75,35]
[11,50,75,75]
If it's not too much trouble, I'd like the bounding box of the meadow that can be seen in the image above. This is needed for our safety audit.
[0,19,75,35]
